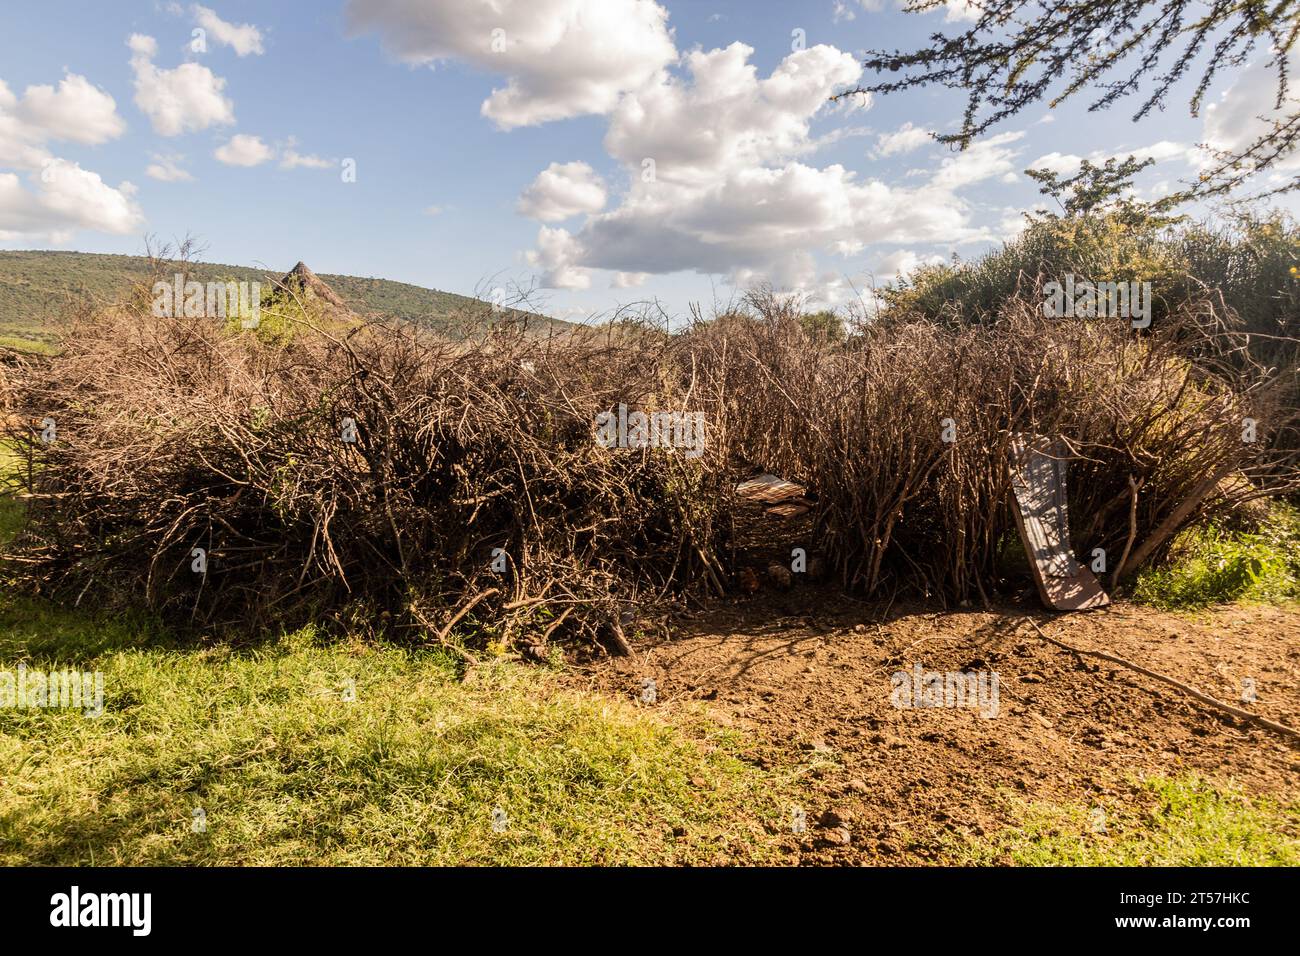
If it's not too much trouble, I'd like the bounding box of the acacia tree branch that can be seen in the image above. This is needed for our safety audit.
[834,0,1300,199]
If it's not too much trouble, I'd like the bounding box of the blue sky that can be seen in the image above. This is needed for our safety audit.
[0,0,1293,323]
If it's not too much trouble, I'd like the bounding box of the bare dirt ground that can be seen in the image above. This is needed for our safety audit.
[572,587,1300,864]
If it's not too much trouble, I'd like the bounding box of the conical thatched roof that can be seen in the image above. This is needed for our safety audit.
[277,261,350,312]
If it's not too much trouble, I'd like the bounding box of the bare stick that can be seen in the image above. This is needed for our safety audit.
[1023,619,1300,742]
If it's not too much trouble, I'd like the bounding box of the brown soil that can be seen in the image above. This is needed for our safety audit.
[573,587,1300,864]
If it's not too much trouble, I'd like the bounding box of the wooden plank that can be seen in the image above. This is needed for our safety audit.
[736,472,806,505]
[1008,434,1109,612]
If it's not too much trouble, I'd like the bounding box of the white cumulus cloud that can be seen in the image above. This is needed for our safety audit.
[214,133,272,166]
[145,152,193,181]
[525,225,591,289]
[212,134,329,170]
[520,42,1003,291]
[0,161,143,241]
[0,74,126,170]
[128,33,235,136]
[517,161,607,221]
[1028,140,1193,179]
[611,271,648,288]
[1200,51,1300,179]
[280,147,332,170]
[874,249,946,282]
[0,73,139,239]
[929,131,1024,190]
[193,5,265,56]
[13,73,126,145]
[345,0,678,129]
[943,0,983,22]
[604,42,864,186]
[872,122,932,158]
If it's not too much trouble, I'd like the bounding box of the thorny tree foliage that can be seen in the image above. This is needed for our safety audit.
[837,0,1300,201]
[1026,156,1178,221]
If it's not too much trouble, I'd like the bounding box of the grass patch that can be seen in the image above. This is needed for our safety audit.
[0,333,57,355]
[1132,504,1300,609]
[0,594,791,864]
[954,775,1300,866]
[0,448,22,543]
[0,451,791,865]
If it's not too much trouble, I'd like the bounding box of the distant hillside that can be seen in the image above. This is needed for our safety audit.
[0,250,559,350]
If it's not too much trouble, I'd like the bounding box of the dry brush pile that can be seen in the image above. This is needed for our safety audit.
[2,305,734,651]
[2,281,1296,646]
[689,289,1298,605]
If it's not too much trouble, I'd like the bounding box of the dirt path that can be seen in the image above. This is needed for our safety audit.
[573,588,1300,864]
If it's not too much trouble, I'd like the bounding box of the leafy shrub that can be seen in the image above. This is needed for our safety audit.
[1133,503,1300,608]
[881,211,1183,327]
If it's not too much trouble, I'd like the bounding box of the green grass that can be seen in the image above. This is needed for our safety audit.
[0,443,23,542]
[0,458,790,865]
[955,776,1300,866]
[0,627,790,865]
[0,601,792,865]
[0,495,792,865]
[1132,504,1300,610]
[0,331,58,355]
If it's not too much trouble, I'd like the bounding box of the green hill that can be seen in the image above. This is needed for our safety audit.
[0,250,558,351]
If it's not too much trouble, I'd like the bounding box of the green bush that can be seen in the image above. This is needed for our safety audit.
[881,211,1182,326]
[883,209,1299,350]
[1133,503,1300,609]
